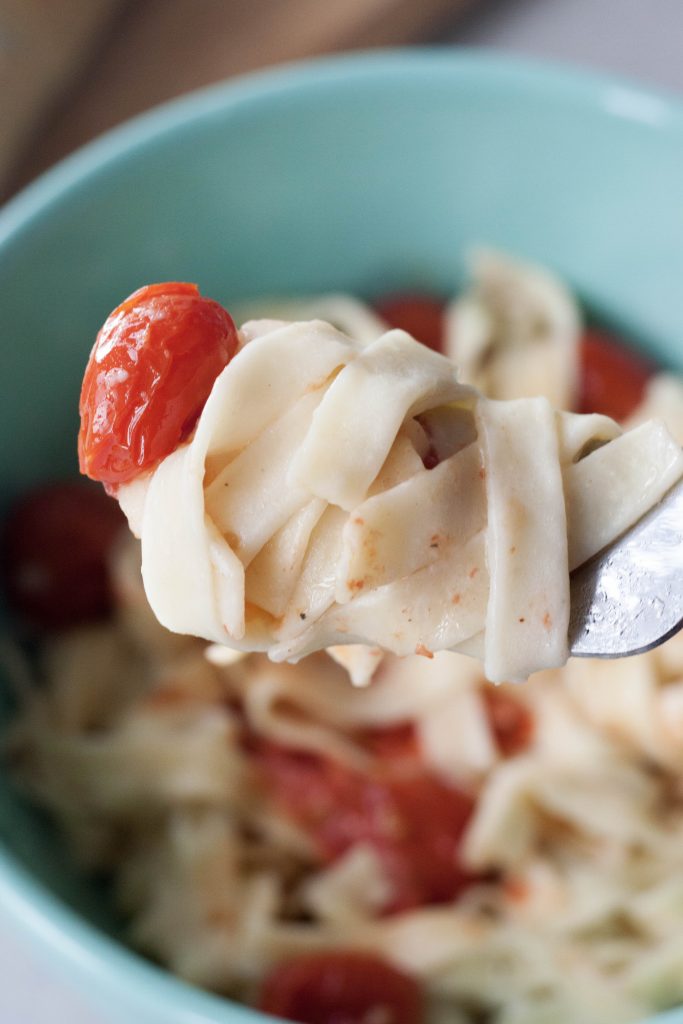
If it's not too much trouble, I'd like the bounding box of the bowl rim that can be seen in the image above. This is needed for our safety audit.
[3,45,683,253]
[3,46,683,1024]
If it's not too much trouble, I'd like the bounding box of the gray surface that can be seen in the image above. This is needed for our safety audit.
[2,1,682,1021]
[453,0,683,94]
[0,927,98,1023]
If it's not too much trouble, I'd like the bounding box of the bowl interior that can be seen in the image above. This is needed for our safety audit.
[1,49,683,1022]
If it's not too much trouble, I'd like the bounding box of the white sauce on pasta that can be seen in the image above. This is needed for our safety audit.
[118,317,682,684]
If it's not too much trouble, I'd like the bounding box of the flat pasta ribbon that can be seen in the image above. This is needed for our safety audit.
[119,319,683,683]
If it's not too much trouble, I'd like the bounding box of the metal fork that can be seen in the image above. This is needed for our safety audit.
[569,479,683,658]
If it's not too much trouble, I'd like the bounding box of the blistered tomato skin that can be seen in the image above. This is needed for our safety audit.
[259,952,424,1024]
[78,282,238,486]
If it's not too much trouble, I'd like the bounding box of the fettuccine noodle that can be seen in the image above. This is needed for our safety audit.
[117,294,681,683]
[9,251,683,1024]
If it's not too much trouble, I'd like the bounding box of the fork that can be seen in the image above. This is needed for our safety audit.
[569,479,683,658]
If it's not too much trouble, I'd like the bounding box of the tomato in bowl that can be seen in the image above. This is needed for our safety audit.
[1,50,683,1024]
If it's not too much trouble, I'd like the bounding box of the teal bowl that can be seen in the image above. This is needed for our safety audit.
[1,49,683,1024]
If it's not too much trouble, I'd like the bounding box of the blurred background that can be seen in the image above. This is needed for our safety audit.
[1,0,682,1020]
[2,0,683,203]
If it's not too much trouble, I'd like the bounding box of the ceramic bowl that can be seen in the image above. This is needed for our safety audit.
[1,50,683,1024]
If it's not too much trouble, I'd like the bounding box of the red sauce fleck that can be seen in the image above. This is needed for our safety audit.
[504,876,530,904]
[421,444,440,470]
[482,687,534,757]
[414,643,434,659]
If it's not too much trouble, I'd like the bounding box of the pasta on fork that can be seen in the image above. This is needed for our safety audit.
[78,282,683,684]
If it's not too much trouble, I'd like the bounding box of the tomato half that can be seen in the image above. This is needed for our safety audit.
[78,282,238,485]
[254,738,477,913]
[259,952,424,1024]
[374,293,446,353]
[1,482,125,630]
[578,327,654,422]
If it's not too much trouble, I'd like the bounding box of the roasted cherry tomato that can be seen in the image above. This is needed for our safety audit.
[578,327,654,422]
[79,282,238,485]
[482,686,534,758]
[374,293,446,352]
[259,952,424,1024]
[1,481,125,630]
[254,739,477,913]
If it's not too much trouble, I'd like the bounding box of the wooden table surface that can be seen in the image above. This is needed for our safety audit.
[1,0,483,200]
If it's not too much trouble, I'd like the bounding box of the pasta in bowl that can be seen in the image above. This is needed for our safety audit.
[6,250,683,1024]
[78,254,682,684]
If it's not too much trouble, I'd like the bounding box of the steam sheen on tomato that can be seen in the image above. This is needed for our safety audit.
[1,482,125,630]
[254,739,477,913]
[78,282,238,486]
[579,327,654,422]
[259,952,424,1024]
[374,293,446,352]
